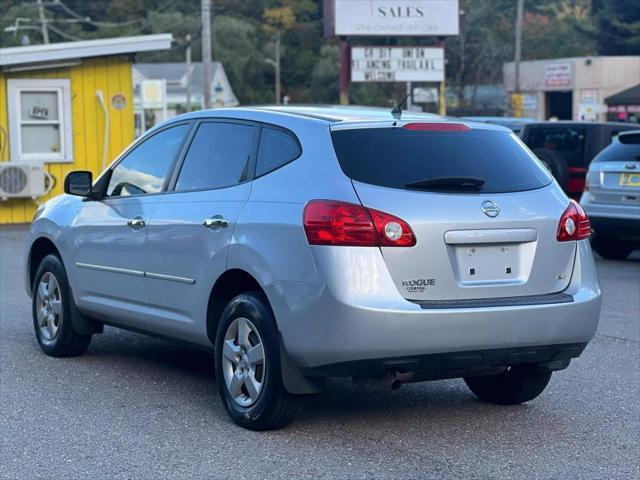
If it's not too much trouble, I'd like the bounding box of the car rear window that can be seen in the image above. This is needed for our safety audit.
[593,139,640,162]
[330,127,552,193]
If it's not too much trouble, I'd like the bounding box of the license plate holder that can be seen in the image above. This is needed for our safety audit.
[452,243,524,285]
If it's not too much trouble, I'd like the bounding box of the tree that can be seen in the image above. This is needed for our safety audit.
[591,0,640,54]
[263,6,295,103]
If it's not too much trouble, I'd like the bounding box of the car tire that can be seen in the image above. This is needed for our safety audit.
[533,148,569,190]
[591,235,634,260]
[214,291,303,430]
[32,254,92,357]
[464,364,552,405]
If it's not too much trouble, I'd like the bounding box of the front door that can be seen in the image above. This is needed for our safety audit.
[70,122,192,327]
[145,120,258,344]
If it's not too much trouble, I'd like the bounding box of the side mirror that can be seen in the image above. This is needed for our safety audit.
[64,171,93,197]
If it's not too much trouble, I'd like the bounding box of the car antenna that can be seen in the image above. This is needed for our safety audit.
[391,92,411,120]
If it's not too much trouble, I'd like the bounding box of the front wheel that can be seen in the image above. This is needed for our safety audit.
[214,292,303,430]
[464,364,552,405]
[32,254,92,357]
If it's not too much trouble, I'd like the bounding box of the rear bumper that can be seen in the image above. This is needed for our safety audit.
[580,194,640,237]
[306,343,587,378]
[267,240,601,370]
[590,216,640,237]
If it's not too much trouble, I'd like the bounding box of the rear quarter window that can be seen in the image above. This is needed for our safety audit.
[330,127,553,193]
[255,127,301,177]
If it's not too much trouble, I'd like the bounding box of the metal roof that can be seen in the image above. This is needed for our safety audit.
[0,34,173,67]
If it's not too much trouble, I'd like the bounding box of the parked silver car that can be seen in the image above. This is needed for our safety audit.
[24,106,601,430]
[581,130,640,260]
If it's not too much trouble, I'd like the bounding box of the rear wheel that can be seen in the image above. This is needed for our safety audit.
[591,235,634,260]
[32,254,92,357]
[464,364,552,405]
[214,292,303,430]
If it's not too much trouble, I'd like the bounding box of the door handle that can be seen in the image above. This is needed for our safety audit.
[203,215,229,228]
[127,216,146,228]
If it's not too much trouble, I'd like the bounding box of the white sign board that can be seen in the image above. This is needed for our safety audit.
[351,46,444,82]
[523,94,538,111]
[544,63,572,88]
[334,0,459,36]
[141,79,166,109]
[413,87,438,103]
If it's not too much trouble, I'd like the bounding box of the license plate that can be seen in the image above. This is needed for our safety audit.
[619,172,640,187]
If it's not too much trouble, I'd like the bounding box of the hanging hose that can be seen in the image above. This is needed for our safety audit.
[96,90,110,170]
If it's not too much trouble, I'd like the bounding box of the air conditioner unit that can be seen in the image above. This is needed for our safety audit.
[0,162,47,200]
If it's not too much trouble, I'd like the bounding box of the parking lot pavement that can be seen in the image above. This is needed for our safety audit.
[1,224,638,480]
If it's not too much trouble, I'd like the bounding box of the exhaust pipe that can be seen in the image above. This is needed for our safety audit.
[354,371,414,390]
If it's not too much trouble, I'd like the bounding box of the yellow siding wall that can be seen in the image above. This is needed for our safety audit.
[0,56,134,224]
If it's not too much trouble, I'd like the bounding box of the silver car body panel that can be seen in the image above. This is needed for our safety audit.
[581,160,640,220]
[24,106,602,370]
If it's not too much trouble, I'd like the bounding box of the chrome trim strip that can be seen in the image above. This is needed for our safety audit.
[76,262,145,277]
[145,271,196,285]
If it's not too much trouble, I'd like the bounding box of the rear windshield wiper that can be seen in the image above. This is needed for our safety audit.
[405,176,486,191]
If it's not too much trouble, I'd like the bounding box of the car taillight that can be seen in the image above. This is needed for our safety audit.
[557,200,591,242]
[303,200,416,247]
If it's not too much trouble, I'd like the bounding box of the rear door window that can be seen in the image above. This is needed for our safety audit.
[175,121,256,191]
[331,127,552,193]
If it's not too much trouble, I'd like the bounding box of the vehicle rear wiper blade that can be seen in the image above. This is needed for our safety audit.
[405,176,486,191]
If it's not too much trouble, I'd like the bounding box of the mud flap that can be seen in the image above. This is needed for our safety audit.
[279,334,323,394]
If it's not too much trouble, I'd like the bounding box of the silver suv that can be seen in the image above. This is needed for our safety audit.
[24,107,601,430]
[581,130,640,260]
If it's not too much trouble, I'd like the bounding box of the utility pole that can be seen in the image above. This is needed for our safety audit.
[201,0,213,109]
[36,0,49,44]
[185,34,192,112]
[513,0,524,117]
[339,38,350,105]
[275,33,281,104]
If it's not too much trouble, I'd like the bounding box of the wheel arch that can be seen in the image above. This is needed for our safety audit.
[27,237,62,296]
[28,236,102,336]
[206,268,322,395]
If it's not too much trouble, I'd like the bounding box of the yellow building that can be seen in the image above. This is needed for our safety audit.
[0,34,172,224]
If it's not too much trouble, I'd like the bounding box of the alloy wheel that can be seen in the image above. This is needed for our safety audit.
[35,272,62,342]
[221,317,266,407]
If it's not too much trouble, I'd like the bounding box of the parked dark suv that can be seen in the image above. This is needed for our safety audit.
[520,122,638,198]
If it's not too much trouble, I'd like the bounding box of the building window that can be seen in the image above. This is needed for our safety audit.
[7,79,73,163]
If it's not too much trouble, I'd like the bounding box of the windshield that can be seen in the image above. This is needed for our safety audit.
[330,127,553,193]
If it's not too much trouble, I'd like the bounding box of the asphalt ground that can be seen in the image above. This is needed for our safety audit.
[1,224,638,479]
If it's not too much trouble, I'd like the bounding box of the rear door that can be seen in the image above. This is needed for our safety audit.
[331,123,577,302]
[144,120,258,342]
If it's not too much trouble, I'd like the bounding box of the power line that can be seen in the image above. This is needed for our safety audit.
[44,0,144,28]
[47,23,84,41]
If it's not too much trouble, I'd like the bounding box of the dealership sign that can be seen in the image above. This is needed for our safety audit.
[351,46,444,82]
[332,0,459,36]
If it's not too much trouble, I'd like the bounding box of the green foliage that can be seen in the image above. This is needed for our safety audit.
[591,0,640,54]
